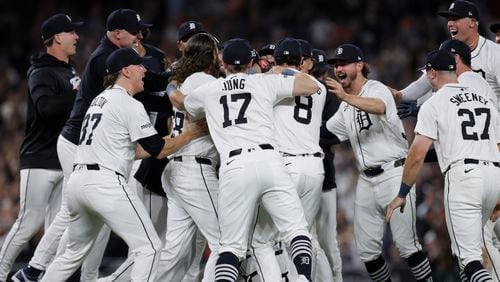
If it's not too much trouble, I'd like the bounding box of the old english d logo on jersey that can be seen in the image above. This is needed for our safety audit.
[356,109,372,132]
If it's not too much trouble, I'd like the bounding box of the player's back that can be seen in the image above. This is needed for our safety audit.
[187,72,295,161]
[171,72,218,160]
[273,72,326,154]
[417,83,500,172]
[74,86,154,178]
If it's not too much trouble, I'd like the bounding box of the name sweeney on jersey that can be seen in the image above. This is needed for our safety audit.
[222,77,245,91]
[449,91,489,107]
[90,96,108,108]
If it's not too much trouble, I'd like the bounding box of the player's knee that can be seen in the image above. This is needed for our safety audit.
[359,251,382,263]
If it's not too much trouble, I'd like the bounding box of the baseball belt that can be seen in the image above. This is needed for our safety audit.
[363,158,406,177]
[228,144,274,158]
[173,156,212,165]
[444,158,500,174]
[281,151,323,158]
[73,163,124,177]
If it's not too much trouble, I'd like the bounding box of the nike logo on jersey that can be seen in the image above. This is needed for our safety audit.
[226,159,235,166]
[285,162,292,166]
[464,168,474,173]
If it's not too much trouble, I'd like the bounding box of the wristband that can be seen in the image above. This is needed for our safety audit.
[166,83,177,97]
[398,183,412,198]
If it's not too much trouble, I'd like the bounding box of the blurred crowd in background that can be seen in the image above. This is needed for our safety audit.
[1,0,499,281]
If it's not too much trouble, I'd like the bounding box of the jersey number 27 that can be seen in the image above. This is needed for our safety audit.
[458,108,491,140]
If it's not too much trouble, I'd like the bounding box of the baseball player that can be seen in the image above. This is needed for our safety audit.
[177,21,205,55]
[40,47,207,282]
[490,23,500,44]
[324,44,433,282]
[248,38,327,282]
[387,49,500,282]
[390,3,500,278]
[167,38,319,282]
[156,32,221,282]
[257,44,276,72]
[96,29,173,282]
[0,14,82,282]
[13,9,174,282]
[312,48,343,282]
[393,1,500,109]
[298,39,314,74]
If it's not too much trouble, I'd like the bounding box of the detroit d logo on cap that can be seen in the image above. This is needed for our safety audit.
[318,54,324,62]
[136,14,141,22]
[449,3,455,9]
[337,48,343,55]
[189,23,196,29]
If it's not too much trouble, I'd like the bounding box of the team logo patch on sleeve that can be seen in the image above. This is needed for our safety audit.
[140,122,153,129]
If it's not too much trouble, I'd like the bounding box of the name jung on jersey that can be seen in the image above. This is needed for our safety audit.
[222,77,245,91]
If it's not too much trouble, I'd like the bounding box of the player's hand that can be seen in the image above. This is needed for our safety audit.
[388,87,402,102]
[397,101,420,119]
[325,77,347,101]
[490,201,500,222]
[183,118,209,139]
[386,196,406,222]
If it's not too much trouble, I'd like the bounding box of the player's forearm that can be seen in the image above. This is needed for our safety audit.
[135,143,151,159]
[401,73,432,102]
[156,133,193,159]
[293,73,320,96]
[401,148,426,187]
[343,95,386,115]
[166,83,186,111]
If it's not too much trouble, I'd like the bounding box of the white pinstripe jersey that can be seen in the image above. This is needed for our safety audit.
[326,80,408,171]
[184,72,295,163]
[74,85,157,179]
[273,70,326,154]
[171,72,219,162]
[471,36,500,109]
[415,83,500,173]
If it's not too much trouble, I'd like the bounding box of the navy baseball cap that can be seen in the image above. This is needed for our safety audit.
[312,48,330,71]
[274,38,302,58]
[298,39,313,58]
[258,44,276,56]
[106,48,151,74]
[41,14,83,40]
[419,50,456,71]
[438,1,479,20]
[490,23,500,33]
[327,44,365,64]
[178,21,204,41]
[439,39,471,64]
[222,39,252,65]
[106,9,152,34]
